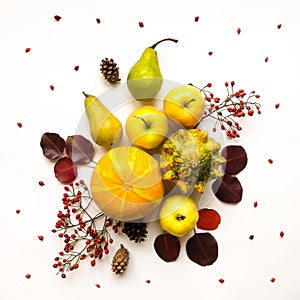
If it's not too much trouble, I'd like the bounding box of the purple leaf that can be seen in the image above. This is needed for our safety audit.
[40,132,65,160]
[54,157,77,183]
[65,135,95,164]
[186,232,218,266]
[212,175,243,203]
[154,233,181,262]
[221,145,248,175]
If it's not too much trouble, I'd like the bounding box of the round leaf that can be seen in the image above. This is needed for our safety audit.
[40,132,65,160]
[197,208,221,230]
[54,157,77,183]
[186,232,218,266]
[65,135,95,164]
[221,145,248,175]
[212,175,243,203]
[154,233,180,262]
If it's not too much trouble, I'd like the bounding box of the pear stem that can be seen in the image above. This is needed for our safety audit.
[134,116,151,129]
[82,91,88,98]
[184,98,196,107]
[150,38,178,49]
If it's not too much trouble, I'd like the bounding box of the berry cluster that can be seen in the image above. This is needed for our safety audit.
[193,81,261,138]
[51,180,121,278]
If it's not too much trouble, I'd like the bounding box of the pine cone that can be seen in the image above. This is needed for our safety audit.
[123,221,148,243]
[111,244,129,275]
[100,58,120,84]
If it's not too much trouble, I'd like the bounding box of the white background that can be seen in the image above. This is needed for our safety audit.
[1,0,300,299]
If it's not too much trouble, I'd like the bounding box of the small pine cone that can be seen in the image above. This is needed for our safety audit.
[111,244,129,275]
[123,221,148,243]
[100,58,120,84]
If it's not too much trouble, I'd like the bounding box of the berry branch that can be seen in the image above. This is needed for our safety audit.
[192,81,261,138]
[51,180,120,278]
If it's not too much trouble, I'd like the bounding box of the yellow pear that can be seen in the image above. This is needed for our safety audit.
[83,92,123,147]
[127,38,178,101]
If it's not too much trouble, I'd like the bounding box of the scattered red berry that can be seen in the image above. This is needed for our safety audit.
[265,57,269,63]
[16,209,21,214]
[25,274,31,279]
[38,235,44,241]
[145,279,151,284]
[50,85,54,91]
[249,235,254,240]
[38,181,45,186]
[268,159,273,164]
[275,103,280,109]
[54,15,61,22]
[194,16,199,22]
[95,283,100,288]
[25,48,31,53]
[254,201,258,208]
[17,122,22,128]
[219,279,225,283]
[74,66,79,71]
[270,278,276,283]
[280,231,284,237]
[277,24,282,29]
[237,28,241,35]
[138,22,144,28]
[208,51,213,56]
[96,18,101,24]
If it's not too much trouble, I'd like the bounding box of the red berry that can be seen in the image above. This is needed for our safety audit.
[277,24,282,29]
[38,181,45,186]
[54,15,61,21]
[138,22,144,27]
[145,279,151,284]
[268,159,273,164]
[219,279,225,283]
[207,83,212,88]
[254,201,258,208]
[96,18,101,24]
[95,283,101,288]
[91,260,96,266]
[17,122,22,128]
[50,85,54,91]
[74,66,79,71]
[25,48,31,53]
[61,274,66,279]
[270,278,276,283]
[194,16,199,22]
[25,274,31,279]
[275,103,280,109]
[265,57,269,63]
[280,231,284,237]
[16,209,21,214]
[38,235,44,241]
[237,28,241,35]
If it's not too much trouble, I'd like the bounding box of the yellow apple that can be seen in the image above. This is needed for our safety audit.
[163,85,205,128]
[125,105,169,149]
[159,194,199,237]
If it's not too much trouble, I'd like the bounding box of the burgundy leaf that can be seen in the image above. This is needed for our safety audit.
[221,145,248,175]
[186,233,218,266]
[65,135,95,164]
[154,233,180,262]
[197,208,221,230]
[54,157,77,183]
[40,132,65,160]
[212,175,243,203]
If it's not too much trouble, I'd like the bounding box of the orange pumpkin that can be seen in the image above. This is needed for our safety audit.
[90,146,164,221]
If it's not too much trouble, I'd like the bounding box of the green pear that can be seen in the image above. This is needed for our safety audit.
[83,92,123,147]
[127,38,178,101]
